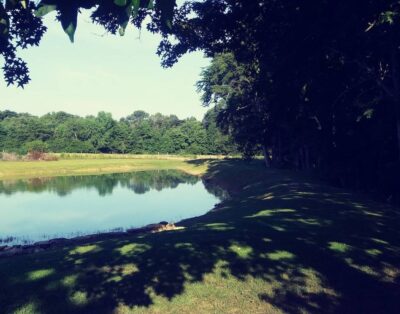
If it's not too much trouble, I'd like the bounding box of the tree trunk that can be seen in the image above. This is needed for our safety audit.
[262,144,271,168]
[297,147,304,170]
[304,145,311,169]
[391,49,400,162]
[395,104,400,162]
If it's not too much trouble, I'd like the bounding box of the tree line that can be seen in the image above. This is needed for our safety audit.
[0,109,236,155]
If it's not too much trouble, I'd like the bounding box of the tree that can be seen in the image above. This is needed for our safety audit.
[0,123,6,150]
[197,53,262,159]
[202,106,237,155]
[122,110,150,126]
[0,110,18,121]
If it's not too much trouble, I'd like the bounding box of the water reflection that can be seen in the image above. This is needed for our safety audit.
[0,171,222,245]
[0,171,200,197]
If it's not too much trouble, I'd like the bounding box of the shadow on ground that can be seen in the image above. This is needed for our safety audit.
[0,159,399,313]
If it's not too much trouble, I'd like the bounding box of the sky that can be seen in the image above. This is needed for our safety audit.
[0,9,210,120]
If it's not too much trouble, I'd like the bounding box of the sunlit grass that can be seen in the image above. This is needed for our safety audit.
[13,302,39,314]
[62,274,79,288]
[0,155,216,180]
[70,244,100,255]
[365,248,382,256]
[229,244,254,258]
[202,223,234,231]
[328,241,351,253]
[246,208,296,218]
[116,243,151,256]
[69,291,89,306]
[26,269,55,281]
[266,250,296,261]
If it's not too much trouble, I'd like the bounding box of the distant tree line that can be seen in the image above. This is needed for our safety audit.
[0,109,236,155]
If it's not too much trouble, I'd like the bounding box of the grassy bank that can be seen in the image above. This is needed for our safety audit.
[0,159,399,313]
[0,157,211,180]
[54,153,234,160]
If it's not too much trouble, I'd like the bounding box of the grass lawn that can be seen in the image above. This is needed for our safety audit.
[0,158,399,313]
[0,157,210,179]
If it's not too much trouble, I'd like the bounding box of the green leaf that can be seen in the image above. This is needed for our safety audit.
[114,0,127,6]
[131,0,140,18]
[59,5,78,43]
[5,0,17,9]
[64,21,76,42]
[155,0,175,31]
[0,3,8,39]
[118,1,133,36]
[140,0,154,9]
[34,4,57,17]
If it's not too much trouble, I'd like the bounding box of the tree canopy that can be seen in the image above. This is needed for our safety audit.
[0,109,236,155]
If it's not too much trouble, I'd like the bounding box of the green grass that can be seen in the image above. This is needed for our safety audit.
[0,158,209,180]
[53,153,235,160]
[0,158,399,313]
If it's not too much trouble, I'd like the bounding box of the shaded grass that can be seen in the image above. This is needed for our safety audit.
[0,159,399,313]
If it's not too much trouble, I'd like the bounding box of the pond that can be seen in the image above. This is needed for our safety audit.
[0,170,223,245]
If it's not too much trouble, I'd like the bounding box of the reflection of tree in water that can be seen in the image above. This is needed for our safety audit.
[202,178,230,200]
[122,170,199,194]
[0,170,202,197]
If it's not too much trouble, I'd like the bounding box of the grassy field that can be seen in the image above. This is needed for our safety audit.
[53,153,233,160]
[0,157,211,180]
[0,158,399,313]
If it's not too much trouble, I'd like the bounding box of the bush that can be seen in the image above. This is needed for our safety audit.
[42,154,59,161]
[25,151,46,160]
[25,152,58,161]
[24,140,48,153]
[0,152,20,161]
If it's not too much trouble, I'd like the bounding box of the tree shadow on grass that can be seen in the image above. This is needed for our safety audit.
[0,159,399,313]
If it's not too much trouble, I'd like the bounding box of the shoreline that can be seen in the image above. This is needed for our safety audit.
[0,222,181,258]
[0,159,207,180]
[0,202,226,258]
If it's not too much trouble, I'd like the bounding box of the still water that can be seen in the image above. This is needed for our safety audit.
[0,170,222,245]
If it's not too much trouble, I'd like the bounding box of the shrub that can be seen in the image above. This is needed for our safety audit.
[25,152,58,161]
[24,140,49,153]
[25,151,46,160]
[42,154,59,161]
[0,152,19,161]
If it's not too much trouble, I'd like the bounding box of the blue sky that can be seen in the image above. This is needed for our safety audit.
[0,9,210,120]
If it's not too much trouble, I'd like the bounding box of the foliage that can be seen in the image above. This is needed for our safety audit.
[0,109,237,155]
[24,139,48,153]
[0,0,176,86]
